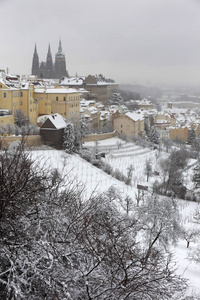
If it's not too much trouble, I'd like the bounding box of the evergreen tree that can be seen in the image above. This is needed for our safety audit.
[149,127,160,145]
[145,158,152,182]
[194,134,200,152]
[63,122,75,153]
[188,128,196,145]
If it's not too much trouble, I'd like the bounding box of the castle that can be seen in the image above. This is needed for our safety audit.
[31,40,69,79]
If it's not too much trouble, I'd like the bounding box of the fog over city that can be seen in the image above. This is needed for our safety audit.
[1,0,200,87]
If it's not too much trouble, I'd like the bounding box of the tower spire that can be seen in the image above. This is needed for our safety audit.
[45,43,54,78]
[32,43,39,76]
[34,43,38,55]
[57,38,63,56]
[55,38,69,78]
[47,43,51,55]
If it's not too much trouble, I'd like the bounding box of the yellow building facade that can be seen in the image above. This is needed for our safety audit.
[169,127,188,142]
[0,115,14,125]
[34,87,80,119]
[0,80,38,124]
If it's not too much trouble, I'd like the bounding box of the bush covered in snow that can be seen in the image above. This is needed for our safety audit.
[0,123,39,136]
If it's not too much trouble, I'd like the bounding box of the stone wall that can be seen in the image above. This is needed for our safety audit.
[0,135,42,148]
[83,131,117,142]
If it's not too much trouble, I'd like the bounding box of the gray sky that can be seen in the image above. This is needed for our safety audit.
[1,0,200,87]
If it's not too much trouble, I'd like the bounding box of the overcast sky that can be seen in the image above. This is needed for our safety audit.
[1,0,200,87]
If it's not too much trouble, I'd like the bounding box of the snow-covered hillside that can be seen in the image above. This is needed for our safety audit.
[31,137,200,297]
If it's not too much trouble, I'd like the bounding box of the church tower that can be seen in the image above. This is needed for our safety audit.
[31,44,39,76]
[54,39,69,79]
[45,44,54,78]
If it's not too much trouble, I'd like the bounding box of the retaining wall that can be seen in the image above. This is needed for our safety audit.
[0,135,42,148]
[83,131,117,142]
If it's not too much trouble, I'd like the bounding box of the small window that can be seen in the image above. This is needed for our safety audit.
[3,92,6,98]
[56,97,58,101]
[63,97,66,101]
[20,92,23,97]
[0,84,2,88]
[121,124,123,128]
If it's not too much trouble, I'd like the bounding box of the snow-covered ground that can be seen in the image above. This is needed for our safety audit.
[31,137,200,297]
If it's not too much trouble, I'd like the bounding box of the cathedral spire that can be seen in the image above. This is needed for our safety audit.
[32,43,39,76]
[34,43,38,55]
[47,43,51,55]
[58,39,62,54]
[45,43,54,78]
[56,39,63,57]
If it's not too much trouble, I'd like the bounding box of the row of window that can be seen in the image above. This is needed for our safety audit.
[30,108,37,112]
[56,96,66,101]
[55,96,79,101]
[3,91,25,98]
[13,91,23,97]
[54,103,79,108]
[19,100,34,106]
[69,104,79,108]
[3,91,32,98]
[69,96,79,101]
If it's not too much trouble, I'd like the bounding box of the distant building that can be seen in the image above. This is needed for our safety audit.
[113,112,144,137]
[169,126,188,142]
[60,75,118,106]
[31,40,69,79]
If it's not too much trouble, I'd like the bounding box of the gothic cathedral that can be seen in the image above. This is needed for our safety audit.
[31,40,69,79]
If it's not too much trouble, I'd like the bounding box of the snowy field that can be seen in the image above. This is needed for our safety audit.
[31,137,200,297]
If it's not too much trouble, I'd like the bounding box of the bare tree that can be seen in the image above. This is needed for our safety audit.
[14,108,29,127]
[158,149,188,197]
[138,195,182,254]
[0,142,188,299]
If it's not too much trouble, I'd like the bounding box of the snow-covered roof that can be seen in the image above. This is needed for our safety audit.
[41,114,66,129]
[34,87,79,94]
[125,112,144,121]
[88,107,98,114]
[135,98,153,106]
[80,99,95,107]
[60,76,85,85]
[37,115,49,124]
[96,102,104,109]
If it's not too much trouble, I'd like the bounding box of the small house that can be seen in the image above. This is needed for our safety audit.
[40,113,66,149]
